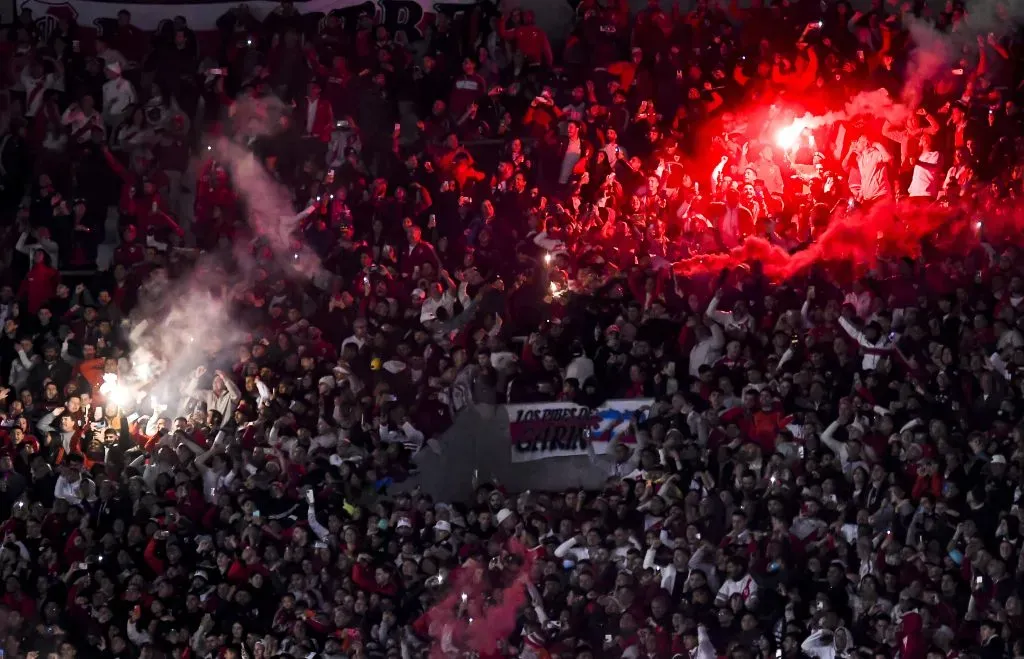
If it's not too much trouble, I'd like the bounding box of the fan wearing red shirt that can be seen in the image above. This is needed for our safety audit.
[295,80,334,144]
[751,389,793,453]
[497,10,553,67]
[19,249,59,314]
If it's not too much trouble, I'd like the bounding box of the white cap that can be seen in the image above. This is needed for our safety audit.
[496,508,513,525]
[434,520,451,533]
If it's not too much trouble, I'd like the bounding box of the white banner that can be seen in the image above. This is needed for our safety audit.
[506,399,653,463]
[21,0,480,40]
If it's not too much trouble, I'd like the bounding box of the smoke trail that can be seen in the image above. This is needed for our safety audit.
[782,89,912,134]
[213,137,323,280]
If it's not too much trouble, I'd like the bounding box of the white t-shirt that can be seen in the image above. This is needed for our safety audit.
[103,77,137,118]
[559,138,582,184]
[857,146,892,202]
[420,291,456,323]
[716,574,758,605]
[907,150,941,198]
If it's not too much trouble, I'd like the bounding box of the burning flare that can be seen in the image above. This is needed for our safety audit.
[775,119,807,151]
[99,374,131,408]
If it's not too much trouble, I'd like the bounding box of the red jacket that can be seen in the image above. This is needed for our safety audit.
[497,20,553,66]
[399,241,441,278]
[19,261,59,314]
[144,537,166,575]
[911,471,942,500]
[295,97,334,143]
[898,611,926,659]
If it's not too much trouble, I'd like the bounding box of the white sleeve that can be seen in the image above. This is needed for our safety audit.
[306,504,330,541]
[554,537,579,558]
[400,421,425,447]
[659,563,677,593]
[714,581,731,606]
[800,631,836,659]
[127,620,152,646]
[838,316,871,348]
[695,626,717,659]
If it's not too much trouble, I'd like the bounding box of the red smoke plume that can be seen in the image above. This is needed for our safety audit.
[673,194,1018,281]
[420,539,536,658]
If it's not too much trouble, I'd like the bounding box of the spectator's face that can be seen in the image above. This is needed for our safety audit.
[462,59,475,75]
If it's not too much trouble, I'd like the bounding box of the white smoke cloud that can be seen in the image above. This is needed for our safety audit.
[119,93,326,412]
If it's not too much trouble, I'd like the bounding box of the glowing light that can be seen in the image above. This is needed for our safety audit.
[99,374,131,408]
[775,120,807,151]
[544,253,552,265]
[461,593,468,602]
[134,361,152,381]
[549,282,564,298]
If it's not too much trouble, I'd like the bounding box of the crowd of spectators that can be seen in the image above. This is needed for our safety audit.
[1,1,1024,659]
